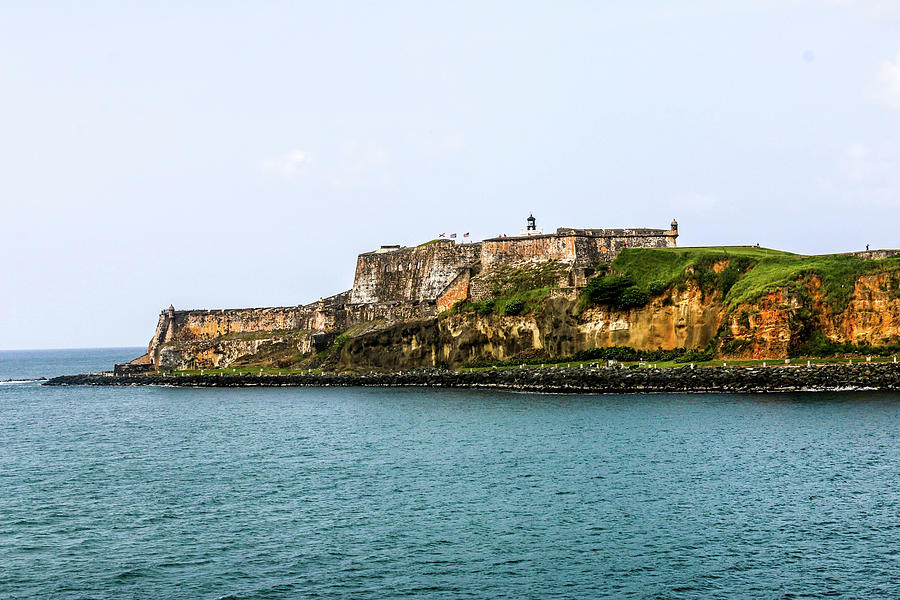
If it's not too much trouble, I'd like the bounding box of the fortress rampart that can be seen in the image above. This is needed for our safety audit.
[351,223,678,306]
[350,240,481,305]
[136,217,679,369]
[481,227,677,268]
[145,292,439,367]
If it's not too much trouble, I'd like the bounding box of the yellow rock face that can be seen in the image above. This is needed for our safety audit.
[149,269,900,370]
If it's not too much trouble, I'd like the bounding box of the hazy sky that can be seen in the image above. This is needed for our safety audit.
[3,1,900,350]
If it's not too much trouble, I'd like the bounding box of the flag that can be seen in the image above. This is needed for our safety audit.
[450,233,457,238]
[463,233,469,238]
[439,233,446,238]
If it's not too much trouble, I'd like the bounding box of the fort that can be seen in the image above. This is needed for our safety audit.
[126,217,679,371]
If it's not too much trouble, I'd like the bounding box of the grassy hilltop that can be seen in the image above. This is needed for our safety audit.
[611,245,900,311]
[454,245,900,320]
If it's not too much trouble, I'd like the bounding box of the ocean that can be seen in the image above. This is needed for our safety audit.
[2,348,899,599]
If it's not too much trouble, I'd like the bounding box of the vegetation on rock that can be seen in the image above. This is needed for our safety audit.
[452,261,567,317]
[611,246,900,312]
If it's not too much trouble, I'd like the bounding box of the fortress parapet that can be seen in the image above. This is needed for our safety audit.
[348,219,677,306]
[482,225,676,266]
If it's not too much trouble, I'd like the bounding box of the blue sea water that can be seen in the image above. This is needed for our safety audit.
[2,349,900,599]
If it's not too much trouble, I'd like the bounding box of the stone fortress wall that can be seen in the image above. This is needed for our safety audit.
[351,221,680,306]
[146,292,438,367]
[480,227,678,269]
[138,218,679,369]
[350,240,482,304]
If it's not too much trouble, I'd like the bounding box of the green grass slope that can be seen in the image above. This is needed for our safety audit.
[611,246,900,311]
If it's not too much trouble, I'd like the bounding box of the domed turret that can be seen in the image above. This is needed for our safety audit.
[670,218,678,232]
[164,305,177,343]
[526,214,536,231]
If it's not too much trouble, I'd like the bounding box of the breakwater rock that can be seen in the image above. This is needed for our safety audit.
[44,363,900,393]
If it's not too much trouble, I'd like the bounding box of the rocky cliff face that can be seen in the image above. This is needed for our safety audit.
[146,303,341,370]
[156,331,318,371]
[724,272,900,358]
[338,284,723,371]
[337,274,900,371]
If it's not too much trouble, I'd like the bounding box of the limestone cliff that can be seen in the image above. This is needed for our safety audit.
[724,272,900,358]
[336,266,900,371]
[337,284,723,371]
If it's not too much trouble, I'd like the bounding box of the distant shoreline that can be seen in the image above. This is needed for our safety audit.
[44,363,900,394]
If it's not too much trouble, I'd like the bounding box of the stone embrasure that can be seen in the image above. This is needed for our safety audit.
[46,363,900,393]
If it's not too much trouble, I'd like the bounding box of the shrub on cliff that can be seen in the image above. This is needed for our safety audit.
[788,331,892,357]
[618,286,650,309]
[584,275,651,309]
[333,334,349,353]
[585,275,634,306]
[720,338,752,355]
[473,299,495,315]
[501,299,525,316]
[647,280,667,296]
[673,348,714,363]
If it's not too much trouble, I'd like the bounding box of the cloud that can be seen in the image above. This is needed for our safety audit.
[867,50,900,110]
[258,149,312,178]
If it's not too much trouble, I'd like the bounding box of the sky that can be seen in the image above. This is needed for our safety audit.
[3,0,900,350]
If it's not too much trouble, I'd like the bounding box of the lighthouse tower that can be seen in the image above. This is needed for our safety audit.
[520,213,543,236]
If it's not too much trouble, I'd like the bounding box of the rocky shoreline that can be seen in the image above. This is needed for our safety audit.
[44,363,900,393]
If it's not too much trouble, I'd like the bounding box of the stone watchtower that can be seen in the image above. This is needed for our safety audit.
[164,304,176,342]
[666,219,679,247]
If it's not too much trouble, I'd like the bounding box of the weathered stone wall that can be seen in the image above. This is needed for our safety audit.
[148,291,353,366]
[437,270,471,312]
[173,308,312,338]
[839,249,900,261]
[480,227,677,269]
[146,289,447,369]
[156,331,316,371]
[342,300,438,325]
[347,226,675,306]
[480,235,579,267]
[349,241,481,304]
[113,362,155,376]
